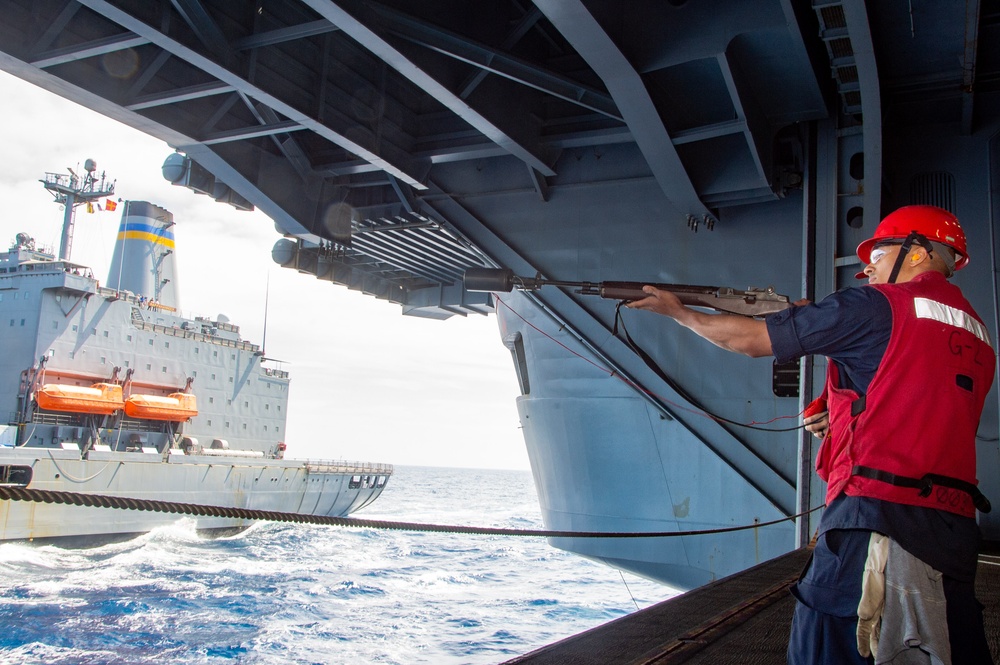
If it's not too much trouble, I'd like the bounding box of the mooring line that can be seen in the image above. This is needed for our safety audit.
[0,486,822,539]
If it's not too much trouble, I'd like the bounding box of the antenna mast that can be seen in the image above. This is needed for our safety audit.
[41,158,116,261]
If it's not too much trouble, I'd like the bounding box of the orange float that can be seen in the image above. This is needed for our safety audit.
[124,392,198,421]
[36,383,124,415]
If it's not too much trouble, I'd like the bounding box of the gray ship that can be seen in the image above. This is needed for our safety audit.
[0,161,392,543]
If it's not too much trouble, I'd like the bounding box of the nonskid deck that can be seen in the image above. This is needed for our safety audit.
[505,548,1000,664]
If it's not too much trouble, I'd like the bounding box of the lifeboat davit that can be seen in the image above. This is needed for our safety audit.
[36,383,124,415]
[124,393,198,421]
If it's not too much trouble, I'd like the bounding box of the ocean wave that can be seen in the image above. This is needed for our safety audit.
[0,466,675,664]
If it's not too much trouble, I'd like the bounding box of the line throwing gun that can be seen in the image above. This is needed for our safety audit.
[463,267,792,318]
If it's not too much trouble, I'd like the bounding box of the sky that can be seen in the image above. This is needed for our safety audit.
[0,70,529,471]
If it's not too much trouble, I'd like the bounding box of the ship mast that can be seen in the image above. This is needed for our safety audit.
[40,158,116,261]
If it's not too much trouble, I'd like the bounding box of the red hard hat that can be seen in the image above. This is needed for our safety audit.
[856,205,969,270]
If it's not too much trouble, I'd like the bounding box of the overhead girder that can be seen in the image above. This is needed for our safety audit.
[532,0,716,223]
[366,1,622,121]
[300,0,559,178]
[78,0,430,192]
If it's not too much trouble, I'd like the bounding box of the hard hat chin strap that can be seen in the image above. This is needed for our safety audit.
[886,231,933,284]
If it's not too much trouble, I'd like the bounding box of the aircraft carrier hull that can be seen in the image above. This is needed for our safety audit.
[500,290,795,589]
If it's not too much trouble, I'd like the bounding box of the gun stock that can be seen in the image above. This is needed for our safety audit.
[464,268,791,318]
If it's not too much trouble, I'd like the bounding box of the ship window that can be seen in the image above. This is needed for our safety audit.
[127,334,132,342]
[229,377,233,383]
[242,424,247,430]
[148,339,153,346]
[278,406,281,412]
[209,397,214,404]
[20,319,24,326]
[69,352,75,359]
[12,293,17,300]
[264,426,268,431]
[146,363,152,370]
[195,347,199,354]
[72,324,78,332]
[164,341,169,348]
[227,399,231,405]
[265,404,269,410]
[162,366,167,373]
[8,320,13,327]
[192,370,197,377]
[231,353,235,360]
[100,357,106,364]
[103,330,109,337]
[213,350,218,358]
[124,361,129,368]
[244,401,249,407]
[207,419,212,426]
[0,465,32,487]
[225,421,230,428]
[276,427,279,432]
[211,373,216,380]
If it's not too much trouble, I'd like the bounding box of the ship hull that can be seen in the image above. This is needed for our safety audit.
[501,290,796,589]
[0,446,389,543]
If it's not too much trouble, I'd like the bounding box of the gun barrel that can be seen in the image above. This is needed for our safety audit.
[464,267,517,292]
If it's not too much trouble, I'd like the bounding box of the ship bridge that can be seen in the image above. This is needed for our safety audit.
[1,1,999,587]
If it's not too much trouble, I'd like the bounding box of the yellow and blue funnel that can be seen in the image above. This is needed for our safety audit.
[106,201,180,310]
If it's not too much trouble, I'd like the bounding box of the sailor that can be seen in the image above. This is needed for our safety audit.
[628,205,995,664]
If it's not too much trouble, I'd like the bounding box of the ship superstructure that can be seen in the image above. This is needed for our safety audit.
[0,172,391,543]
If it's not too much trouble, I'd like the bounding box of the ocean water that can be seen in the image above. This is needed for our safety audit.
[0,466,678,664]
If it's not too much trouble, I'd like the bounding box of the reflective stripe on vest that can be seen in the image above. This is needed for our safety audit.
[914,297,993,349]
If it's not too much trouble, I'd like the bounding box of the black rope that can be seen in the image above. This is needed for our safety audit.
[0,486,822,539]
[613,303,805,432]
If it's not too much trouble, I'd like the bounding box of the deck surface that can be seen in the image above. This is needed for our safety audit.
[505,548,1000,664]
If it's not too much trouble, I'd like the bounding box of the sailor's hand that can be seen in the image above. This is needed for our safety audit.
[803,396,828,440]
[803,411,829,440]
[626,286,686,318]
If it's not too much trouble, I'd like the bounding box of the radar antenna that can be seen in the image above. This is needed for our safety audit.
[40,158,116,261]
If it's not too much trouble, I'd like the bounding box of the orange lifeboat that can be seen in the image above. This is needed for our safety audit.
[124,392,198,421]
[36,383,124,415]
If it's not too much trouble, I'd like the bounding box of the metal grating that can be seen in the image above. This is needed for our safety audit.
[344,214,487,286]
[813,1,863,118]
[909,172,957,212]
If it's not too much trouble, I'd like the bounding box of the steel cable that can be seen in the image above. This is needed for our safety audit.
[0,485,821,539]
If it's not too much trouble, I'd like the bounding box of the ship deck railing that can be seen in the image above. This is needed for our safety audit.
[114,295,265,356]
[304,460,394,475]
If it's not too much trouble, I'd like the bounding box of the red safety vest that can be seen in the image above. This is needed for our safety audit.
[817,272,995,517]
